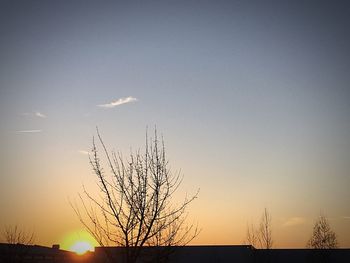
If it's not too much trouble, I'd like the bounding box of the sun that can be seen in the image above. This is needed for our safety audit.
[70,241,93,255]
[60,230,98,255]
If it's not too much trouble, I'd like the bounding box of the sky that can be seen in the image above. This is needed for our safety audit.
[0,0,350,248]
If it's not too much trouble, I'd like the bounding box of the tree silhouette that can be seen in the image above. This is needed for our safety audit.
[73,129,199,263]
[258,208,273,249]
[307,214,337,249]
[2,225,34,245]
[245,208,273,249]
[245,223,258,248]
[0,225,34,263]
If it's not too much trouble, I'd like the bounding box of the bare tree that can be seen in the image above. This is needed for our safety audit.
[1,225,34,245]
[73,129,199,263]
[307,214,338,249]
[245,208,273,249]
[258,208,273,249]
[245,223,258,248]
[0,225,34,263]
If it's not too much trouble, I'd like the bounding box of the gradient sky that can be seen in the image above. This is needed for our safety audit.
[1,0,350,248]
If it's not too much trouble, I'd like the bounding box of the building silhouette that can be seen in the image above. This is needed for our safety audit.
[1,243,349,263]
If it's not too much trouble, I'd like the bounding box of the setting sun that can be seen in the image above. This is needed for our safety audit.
[60,230,98,255]
[70,241,93,255]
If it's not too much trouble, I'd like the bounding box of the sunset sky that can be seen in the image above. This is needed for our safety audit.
[1,0,350,249]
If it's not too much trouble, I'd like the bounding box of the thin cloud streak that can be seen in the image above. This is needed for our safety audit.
[22,111,47,118]
[78,150,90,155]
[97,96,138,108]
[35,112,46,118]
[282,217,306,227]
[15,130,42,133]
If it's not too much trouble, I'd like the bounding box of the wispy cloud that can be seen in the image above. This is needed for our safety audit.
[282,217,306,227]
[97,96,138,108]
[22,111,47,118]
[343,216,350,220]
[15,130,42,133]
[78,150,90,155]
[35,111,46,118]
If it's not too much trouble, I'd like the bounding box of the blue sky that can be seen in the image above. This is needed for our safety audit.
[1,0,350,247]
